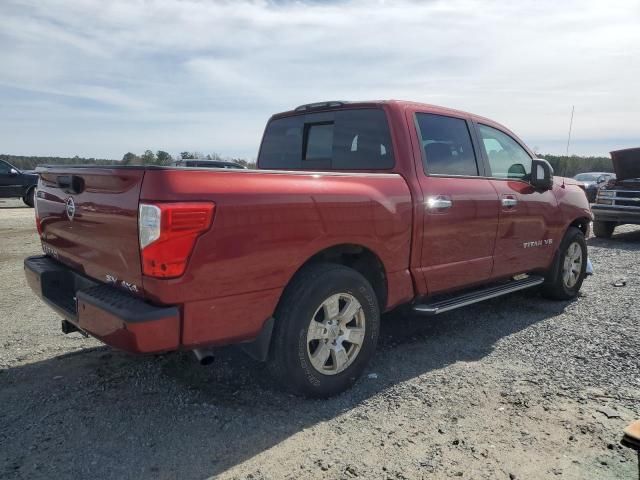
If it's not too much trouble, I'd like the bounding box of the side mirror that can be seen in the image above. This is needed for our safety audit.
[9,168,18,176]
[507,163,527,179]
[530,158,554,190]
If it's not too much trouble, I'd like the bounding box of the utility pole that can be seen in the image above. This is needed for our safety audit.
[565,105,574,156]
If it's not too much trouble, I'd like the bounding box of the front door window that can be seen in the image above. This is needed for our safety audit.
[478,124,532,180]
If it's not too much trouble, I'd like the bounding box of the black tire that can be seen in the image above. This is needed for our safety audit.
[267,263,380,398]
[22,188,35,208]
[593,220,615,238]
[542,227,587,300]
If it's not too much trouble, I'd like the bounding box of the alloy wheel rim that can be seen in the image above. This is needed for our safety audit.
[306,293,366,376]
[562,241,583,289]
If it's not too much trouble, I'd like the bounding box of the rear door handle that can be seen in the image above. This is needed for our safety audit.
[426,195,453,211]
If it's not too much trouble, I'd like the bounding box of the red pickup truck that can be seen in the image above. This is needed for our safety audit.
[25,100,592,397]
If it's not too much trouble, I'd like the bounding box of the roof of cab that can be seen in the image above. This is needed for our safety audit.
[273,99,500,125]
[270,99,527,153]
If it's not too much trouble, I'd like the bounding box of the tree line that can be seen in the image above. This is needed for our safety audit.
[537,154,613,177]
[1,154,118,170]
[3,152,612,177]
[2,151,254,170]
[120,150,255,168]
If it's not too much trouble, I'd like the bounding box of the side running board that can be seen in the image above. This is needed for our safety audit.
[413,275,545,315]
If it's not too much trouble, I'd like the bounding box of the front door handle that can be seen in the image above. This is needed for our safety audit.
[426,195,453,211]
[501,196,518,208]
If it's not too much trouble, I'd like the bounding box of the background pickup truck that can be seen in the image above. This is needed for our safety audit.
[591,147,640,238]
[25,100,592,397]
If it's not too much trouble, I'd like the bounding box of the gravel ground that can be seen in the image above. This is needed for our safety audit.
[1,197,639,480]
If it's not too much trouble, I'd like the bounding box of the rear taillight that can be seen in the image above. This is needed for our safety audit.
[138,202,215,278]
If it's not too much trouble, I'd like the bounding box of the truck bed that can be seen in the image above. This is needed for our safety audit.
[34,165,414,348]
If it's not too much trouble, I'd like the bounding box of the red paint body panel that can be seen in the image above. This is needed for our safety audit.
[418,176,500,294]
[181,288,281,348]
[489,180,561,278]
[30,100,592,355]
[140,168,413,344]
[37,168,145,293]
[139,168,414,302]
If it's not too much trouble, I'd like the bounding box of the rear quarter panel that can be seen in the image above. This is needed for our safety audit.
[140,169,414,346]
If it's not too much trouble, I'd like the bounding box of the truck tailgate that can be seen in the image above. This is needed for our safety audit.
[36,167,145,296]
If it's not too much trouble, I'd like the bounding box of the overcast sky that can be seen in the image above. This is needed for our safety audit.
[1,0,638,160]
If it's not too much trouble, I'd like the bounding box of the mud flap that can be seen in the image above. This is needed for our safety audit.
[238,317,275,362]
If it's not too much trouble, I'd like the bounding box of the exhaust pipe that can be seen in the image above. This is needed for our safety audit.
[193,348,215,366]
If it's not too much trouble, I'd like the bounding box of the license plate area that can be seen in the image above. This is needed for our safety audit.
[41,269,78,317]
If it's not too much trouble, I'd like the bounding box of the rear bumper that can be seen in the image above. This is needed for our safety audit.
[591,205,640,224]
[24,255,180,354]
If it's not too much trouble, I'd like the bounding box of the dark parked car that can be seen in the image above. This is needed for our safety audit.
[573,172,615,203]
[171,159,247,169]
[0,159,38,207]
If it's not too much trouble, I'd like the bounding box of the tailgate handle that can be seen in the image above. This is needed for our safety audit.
[56,175,85,194]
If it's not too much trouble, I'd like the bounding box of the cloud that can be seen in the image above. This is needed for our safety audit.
[0,0,638,158]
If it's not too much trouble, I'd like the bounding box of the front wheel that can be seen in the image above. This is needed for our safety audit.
[267,263,380,398]
[542,227,587,300]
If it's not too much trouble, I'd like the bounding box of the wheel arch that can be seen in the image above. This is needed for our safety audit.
[241,243,389,363]
[544,218,589,283]
[286,243,389,312]
[568,216,591,236]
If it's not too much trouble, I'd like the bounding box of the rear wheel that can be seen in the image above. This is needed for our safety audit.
[267,263,380,398]
[593,220,615,238]
[22,188,35,208]
[542,227,587,300]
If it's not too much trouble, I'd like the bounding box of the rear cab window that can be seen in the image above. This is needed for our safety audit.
[258,108,394,170]
[415,113,479,176]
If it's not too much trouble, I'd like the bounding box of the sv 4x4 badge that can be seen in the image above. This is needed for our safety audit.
[105,274,139,293]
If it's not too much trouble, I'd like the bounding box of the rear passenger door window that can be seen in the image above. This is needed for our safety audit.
[258,108,394,170]
[477,124,532,180]
[415,113,479,176]
[331,109,394,169]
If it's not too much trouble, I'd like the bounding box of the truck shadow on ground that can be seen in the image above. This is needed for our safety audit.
[0,291,574,479]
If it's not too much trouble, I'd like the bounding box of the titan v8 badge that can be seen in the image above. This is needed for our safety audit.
[523,239,553,248]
